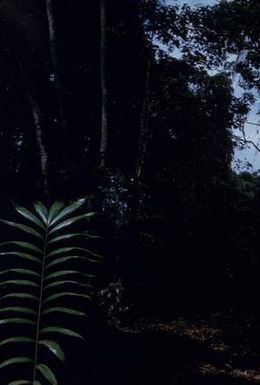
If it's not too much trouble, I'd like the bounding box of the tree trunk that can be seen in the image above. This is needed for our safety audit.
[27,91,49,197]
[136,57,151,180]
[99,0,108,169]
[45,0,67,139]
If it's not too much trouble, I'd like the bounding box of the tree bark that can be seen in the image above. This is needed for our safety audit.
[136,57,151,180]
[99,0,108,169]
[45,0,67,138]
[27,91,49,197]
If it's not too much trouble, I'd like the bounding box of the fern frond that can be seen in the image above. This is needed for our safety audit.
[0,198,101,385]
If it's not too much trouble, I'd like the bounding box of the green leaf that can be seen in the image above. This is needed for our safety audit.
[33,382,42,385]
[83,248,103,259]
[39,340,65,362]
[34,201,48,224]
[42,307,86,317]
[45,256,100,270]
[0,251,41,264]
[44,280,93,291]
[0,220,43,239]
[43,292,92,304]
[49,198,86,226]
[82,231,100,239]
[0,357,32,369]
[46,247,102,259]
[0,337,34,347]
[44,270,97,281]
[0,269,40,278]
[49,213,95,235]
[0,307,36,315]
[40,327,84,339]
[0,318,35,326]
[84,249,103,259]
[45,256,86,269]
[1,293,38,301]
[0,242,42,254]
[37,364,57,385]
[46,247,85,258]
[47,233,86,245]
[15,206,45,229]
[0,280,39,288]
[8,381,31,385]
[47,202,65,225]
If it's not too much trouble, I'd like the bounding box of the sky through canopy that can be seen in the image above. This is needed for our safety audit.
[165,0,260,171]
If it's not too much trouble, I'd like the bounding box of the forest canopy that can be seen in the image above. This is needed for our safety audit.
[0,0,259,336]
[1,1,260,384]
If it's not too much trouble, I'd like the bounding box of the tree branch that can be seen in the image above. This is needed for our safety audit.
[238,124,260,153]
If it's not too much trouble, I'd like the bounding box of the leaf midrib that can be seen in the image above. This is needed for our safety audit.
[32,224,48,383]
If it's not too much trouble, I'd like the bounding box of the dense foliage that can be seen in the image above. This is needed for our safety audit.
[0,0,260,349]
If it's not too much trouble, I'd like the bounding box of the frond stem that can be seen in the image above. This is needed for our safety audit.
[32,227,48,383]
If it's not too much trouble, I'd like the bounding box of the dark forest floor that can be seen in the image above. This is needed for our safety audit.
[65,310,260,385]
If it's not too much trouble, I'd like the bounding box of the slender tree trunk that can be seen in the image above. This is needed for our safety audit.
[99,0,108,169]
[136,57,151,180]
[27,91,49,197]
[45,0,67,138]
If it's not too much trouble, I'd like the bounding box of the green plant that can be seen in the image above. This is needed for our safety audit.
[0,198,102,385]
